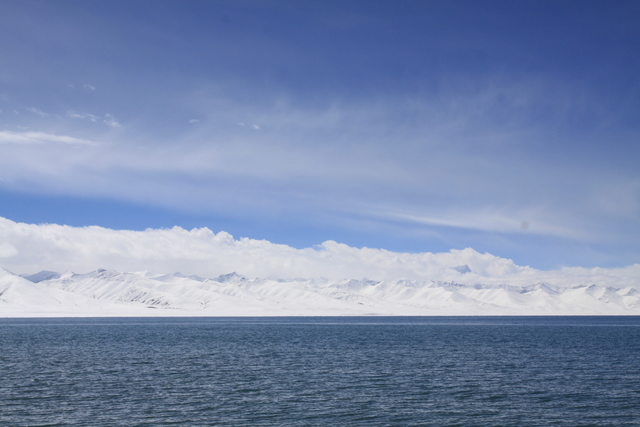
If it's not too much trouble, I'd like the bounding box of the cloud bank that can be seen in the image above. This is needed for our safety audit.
[0,217,637,288]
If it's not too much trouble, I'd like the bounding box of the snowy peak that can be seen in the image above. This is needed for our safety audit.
[2,268,640,317]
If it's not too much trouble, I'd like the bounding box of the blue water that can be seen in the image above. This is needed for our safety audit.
[1,317,639,426]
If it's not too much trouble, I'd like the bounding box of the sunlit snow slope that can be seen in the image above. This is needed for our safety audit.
[2,268,639,317]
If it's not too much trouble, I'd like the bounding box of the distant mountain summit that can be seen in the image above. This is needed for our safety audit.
[20,270,61,283]
[213,272,246,283]
[453,265,472,274]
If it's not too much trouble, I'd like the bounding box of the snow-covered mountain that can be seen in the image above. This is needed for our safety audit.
[2,267,639,317]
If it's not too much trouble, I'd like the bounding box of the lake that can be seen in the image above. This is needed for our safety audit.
[1,316,639,426]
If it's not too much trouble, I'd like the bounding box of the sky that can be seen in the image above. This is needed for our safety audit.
[1,0,639,275]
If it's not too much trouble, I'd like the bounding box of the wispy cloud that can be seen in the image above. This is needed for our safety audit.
[237,122,261,130]
[67,111,120,128]
[0,85,634,251]
[67,83,96,91]
[67,111,100,122]
[27,107,50,117]
[0,130,96,145]
[381,208,588,240]
[103,114,120,128]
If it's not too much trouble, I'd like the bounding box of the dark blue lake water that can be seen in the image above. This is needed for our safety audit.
[1,316,639,426]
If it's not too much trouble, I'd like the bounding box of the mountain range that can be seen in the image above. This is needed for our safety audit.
[2,267,639,317]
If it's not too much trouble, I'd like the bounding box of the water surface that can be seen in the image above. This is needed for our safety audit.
[1,316,639,426]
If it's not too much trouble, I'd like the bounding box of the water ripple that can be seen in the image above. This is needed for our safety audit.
[1,316,639,426]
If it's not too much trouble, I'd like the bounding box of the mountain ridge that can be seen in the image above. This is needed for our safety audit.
[1,268,639,317]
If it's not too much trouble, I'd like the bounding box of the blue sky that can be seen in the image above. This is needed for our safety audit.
[1,0,639,270]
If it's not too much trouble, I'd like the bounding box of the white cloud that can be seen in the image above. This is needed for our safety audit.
[382,208,587,239]
[0,242,18,258]
[0,217,638,288]
[237,122,260,130]
[103,114,120,128]
[27,107,50,117]
[67,83,96,91]
[0,82,637,254]
[188,118,199,124]
[0,130,96,145]
[67,111,120,127]
[67,111,99,122]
